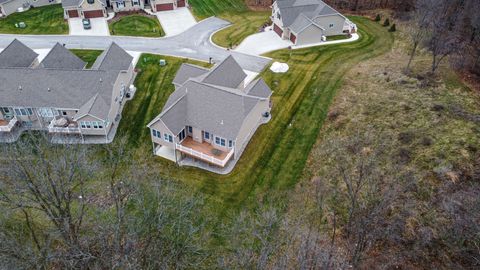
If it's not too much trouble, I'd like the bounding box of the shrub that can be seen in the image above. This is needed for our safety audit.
[375,14,381,22]
[383,18,390,27]
[389,23,396,32]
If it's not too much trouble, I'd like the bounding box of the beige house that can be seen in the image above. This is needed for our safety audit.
[147,55,272,174]
[62,0,107,18]
[150,0,187,12]
[0,40,136,144]
[272,0,356,46]
[110,0,144,13]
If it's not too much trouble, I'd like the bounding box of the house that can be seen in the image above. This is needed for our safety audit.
[62,0,107,19]
[0,0,58,17]
[150,0,187,12]
[271,0,357,46]
[109,0,144,13]
[0,39,136,144]
[147,55,272,173]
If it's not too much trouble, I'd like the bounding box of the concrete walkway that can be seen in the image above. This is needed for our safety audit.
[0,17,270,73]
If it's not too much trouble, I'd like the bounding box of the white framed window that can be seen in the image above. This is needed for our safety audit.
[81,122,86,128]
[38,108,58,118]
[215,136,226,147]
[92,122,99,129]
[229,140,234,148]
[14,108,33,116]
[204,131,210,140]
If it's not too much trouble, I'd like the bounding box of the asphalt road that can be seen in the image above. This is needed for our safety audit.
[0,17,271,72]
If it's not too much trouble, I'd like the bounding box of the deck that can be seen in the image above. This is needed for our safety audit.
[176,137,234,167]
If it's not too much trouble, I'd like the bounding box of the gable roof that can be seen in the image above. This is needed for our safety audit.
[173,63,209,86]
[40,43,86,70]
[149,57,272,140]
[275,0,342,27]
[62,0,106,8]
[202,55,247,89]
[0,39,38,68]
[92,42,133,71]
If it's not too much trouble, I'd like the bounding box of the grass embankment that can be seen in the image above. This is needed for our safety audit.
[70,49,103,68]
[0,4,67,34]
[109,15,164,37]
[212,11,271,48]
[118,17,394,211]
[188,0,247,20]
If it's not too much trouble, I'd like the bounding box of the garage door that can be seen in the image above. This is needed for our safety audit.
[83,10,104,18]
[273,24,283,37]
[156,3,174,11]
[290,33,297,43]
[68,9,79,18]
[177,0,185,7]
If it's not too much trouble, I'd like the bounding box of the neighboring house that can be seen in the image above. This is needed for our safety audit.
[271,0,357,46]
[0,39,136,144]
[0,0,58,17]
[150,0,187,12]
[110,0,144,13]
[147,55,272,173]
[62,0,107,19]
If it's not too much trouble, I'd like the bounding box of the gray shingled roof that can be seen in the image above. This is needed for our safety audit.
[0,0,13,4]
[92,42,133,71]
[0,39,38,68]
[202,55,247,89]
[40,43,86,70]
[149,57,272,140]
[275,0,341,27]
[173,63,209,86]
[62,0,106,8]
[0,68,118,112]
[246,79,273,98]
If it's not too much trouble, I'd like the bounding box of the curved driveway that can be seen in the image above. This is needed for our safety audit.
[0,17,270,72]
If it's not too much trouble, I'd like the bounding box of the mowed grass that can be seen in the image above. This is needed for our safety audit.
[109,15,164,37]
[70,49,103,68]
[189,0,247,19]
[212,11,271,48]
[0,4,68,34]
[117,17,394,210]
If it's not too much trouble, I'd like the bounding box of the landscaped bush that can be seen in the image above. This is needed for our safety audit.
[383,18,390,27]
[375,14,381,21]
[389,23,396,32]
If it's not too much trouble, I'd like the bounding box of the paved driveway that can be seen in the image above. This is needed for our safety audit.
[0,17,270,73]
[156,7,196,36]
[68,18,110,36]
[235,27,292,56]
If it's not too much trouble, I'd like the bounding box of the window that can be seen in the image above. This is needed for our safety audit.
[27,108,33,115]
[229,140,233,148]
[81,122,86,129]
[93,122,99,129]
[38,108,57,118]
[87,0,94,4]
[2,108,11,114]
[215,136,226,147]
[329,23,334,28]
[204,131,210,140]
[62,111,67,116]
[168,135,173,142]
[152,129,161,138]
[164,133,169,142]
[14,108,21,115]
[13,108,33,116]
[178,129,186,141]
[187,126,192,133]
[132,0,139,5]
[85,121,91,128]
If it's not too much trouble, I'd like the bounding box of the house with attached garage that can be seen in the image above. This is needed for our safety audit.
[147,55,272,174]
[109,0,144,13]
[0,39,136,144]
[0,0,59,17]
[150,0,187,12]
[271,0,357,46]
[62,0,107,18]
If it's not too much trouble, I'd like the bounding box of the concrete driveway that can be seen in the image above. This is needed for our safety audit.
[235,27,292,56]
[68,18,110,36]
[156,7,196,36]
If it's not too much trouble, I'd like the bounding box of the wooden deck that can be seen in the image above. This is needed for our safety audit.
[0,119,8,126]
[180,137,229,160]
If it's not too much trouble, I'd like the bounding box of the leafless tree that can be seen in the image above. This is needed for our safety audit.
[405,0,434,71]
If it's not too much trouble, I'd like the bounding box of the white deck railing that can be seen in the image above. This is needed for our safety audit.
[48,122,81,134]
[176,143,234,167]
[0,117,17,132]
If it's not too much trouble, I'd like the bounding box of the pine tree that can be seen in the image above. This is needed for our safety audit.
[375,14,381,22]
[383,18,390,27]
[389,24,396,32]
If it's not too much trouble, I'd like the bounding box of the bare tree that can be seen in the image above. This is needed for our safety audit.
[406,0,433,71]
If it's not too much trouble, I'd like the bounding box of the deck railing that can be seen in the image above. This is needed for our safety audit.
[48,121,81,134]
[0,117,17,132]
[176,143,234,167]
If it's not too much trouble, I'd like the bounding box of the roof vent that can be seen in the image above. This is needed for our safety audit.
[99,77,103,82]
[220,120,224,125]
[18,85,22,90]
[47,87,51,92]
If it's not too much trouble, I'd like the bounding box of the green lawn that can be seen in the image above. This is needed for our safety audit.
[109,15,164,37]
[117,17,394,211]
[0,4,68,34]
[70,49,103,68]
[189,0,247,19]
[327,34,350,41]
[212,11,271,48]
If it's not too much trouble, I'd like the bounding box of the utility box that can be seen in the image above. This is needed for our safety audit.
[159,59,167,66]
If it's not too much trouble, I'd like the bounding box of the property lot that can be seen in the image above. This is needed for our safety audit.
[68,18,109,36]
[155,7,196,36]
[0,4,67,34]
